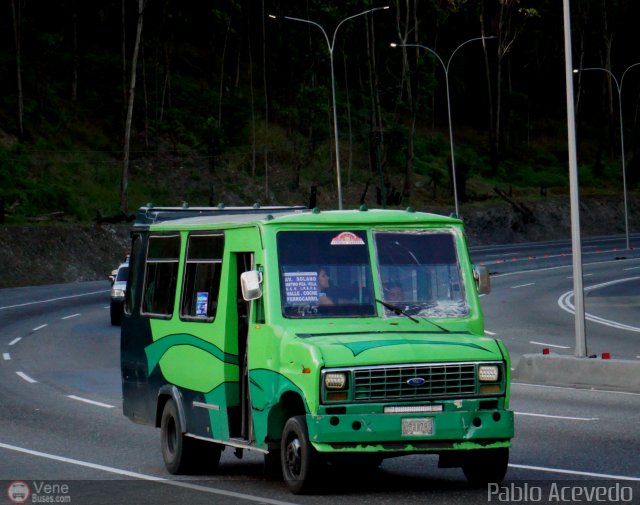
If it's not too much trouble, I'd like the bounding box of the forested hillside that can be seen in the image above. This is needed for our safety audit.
[1,1,640,222]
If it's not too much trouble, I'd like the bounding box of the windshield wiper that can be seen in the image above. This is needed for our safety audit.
[375,298,450,332]
[376,298,418,323]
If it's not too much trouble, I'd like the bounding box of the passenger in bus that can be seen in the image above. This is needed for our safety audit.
[318,268,334,305]
[384,281,404,303]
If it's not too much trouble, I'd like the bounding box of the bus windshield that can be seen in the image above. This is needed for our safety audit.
[276,229,468,319]
[375,231,468,318]
[277,230,375,318]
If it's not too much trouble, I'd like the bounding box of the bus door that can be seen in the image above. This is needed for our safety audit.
[231,252,253,442]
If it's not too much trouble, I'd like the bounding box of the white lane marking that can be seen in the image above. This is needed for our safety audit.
[9,337,22,346]
[0,442,301,505]
[0,289,109,311]
[567,273,593,278]
[624,266,640,271]
[67,395,114,409]
[512,382,640,396]
[529,340,571,349]
[515,412,598,421]
[558,277,640,333]
[509,463,640,482]
[61,313,80,320]
[2,353,10,360]
[511,283,535,289]
[16,371,37,383]
[33,324,48,331]
[491,256,640,278]
[485,330,496,336]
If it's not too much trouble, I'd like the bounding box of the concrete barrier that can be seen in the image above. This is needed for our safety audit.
[513,353,640,392]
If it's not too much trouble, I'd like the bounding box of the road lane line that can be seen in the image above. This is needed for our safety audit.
[624,266,640,271]
[33,324,48,331]
[8,337,22,346]
[515,412,598,421]
[509,463,640,482]
[512,382,640,396]
[2,353,10,360]
[0,442,301,505]
[67,395,114,409]
[61,313,80,320]
[0,289,109,311]
[529,341,571,349]
[558,277,640,333]
[511,283,535,289]
[16,371,37,383]
[491,256,640,278]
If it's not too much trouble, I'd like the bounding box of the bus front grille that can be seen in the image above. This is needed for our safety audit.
[353,363,477,402]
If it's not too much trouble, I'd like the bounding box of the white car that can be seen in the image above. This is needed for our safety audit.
[110,262,129,325]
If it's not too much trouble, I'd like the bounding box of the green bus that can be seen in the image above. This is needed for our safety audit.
[121,205,513,493]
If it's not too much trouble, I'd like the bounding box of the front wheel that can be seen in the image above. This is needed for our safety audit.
[462,448,509,486]
[281,416,318,494]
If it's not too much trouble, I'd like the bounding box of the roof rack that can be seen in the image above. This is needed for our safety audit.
[135,203,308,225]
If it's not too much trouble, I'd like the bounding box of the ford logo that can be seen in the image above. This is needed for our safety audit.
[406,377,426,386]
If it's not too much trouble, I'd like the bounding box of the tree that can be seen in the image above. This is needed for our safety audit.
[10,0,24,140]
[121,0,147,215]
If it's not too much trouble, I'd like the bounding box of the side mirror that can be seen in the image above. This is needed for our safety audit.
[240,270,263,301]
[474,266,491,295]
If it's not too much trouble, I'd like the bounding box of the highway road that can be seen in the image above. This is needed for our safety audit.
[1,248,639,504]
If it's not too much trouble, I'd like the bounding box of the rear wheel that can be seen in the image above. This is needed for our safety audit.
[160,398,221,474]
[462,448,509,486]
[281,416,318,494]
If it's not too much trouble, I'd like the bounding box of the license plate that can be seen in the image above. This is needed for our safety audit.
[401,417,434,436]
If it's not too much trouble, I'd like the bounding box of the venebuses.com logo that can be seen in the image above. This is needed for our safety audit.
[6,481,30,504]
[6,481,71,504]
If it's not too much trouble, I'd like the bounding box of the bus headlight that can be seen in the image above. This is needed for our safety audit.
[322,371,350,403]
[478,365,499,382]
[325,372,347,389]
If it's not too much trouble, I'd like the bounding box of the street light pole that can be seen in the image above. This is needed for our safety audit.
[270,6,389,210]
[575,63,640,251]
[563,0,587,358]
[391,37,495,218]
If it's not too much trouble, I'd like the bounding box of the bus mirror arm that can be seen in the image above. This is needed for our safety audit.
[241,270,263,301]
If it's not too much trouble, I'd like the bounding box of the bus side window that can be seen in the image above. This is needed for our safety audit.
[180,234,224,321]
[142,235,180,317]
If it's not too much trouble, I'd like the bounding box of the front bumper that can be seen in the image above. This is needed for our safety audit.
[307,398,513,453]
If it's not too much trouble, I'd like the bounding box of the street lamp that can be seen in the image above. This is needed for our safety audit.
[270,6,390,210]
[574,64,640,251]
[391,37,495,218]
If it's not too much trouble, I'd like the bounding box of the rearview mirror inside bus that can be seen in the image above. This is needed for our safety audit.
[241,270,263,300]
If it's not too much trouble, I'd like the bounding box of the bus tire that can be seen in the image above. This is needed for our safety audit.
[160,398,195,474]
[462,448,509,486]
[281,415,318,494]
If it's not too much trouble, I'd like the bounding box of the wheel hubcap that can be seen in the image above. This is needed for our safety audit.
[285,437,302,477]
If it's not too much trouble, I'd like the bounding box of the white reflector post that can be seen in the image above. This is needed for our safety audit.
[562,0,587,357]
